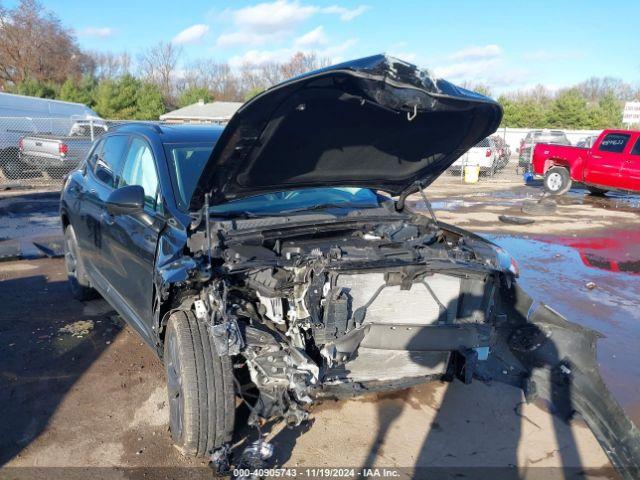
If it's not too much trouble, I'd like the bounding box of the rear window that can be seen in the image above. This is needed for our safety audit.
[474,138,490,148]
[631,138,640,156]
[599,133,630,153]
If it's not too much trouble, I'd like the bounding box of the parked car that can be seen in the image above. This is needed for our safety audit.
[19,119,107,177]
[518,130,571,172]
[449,137,501,175]
[532,129,640,195]
[576,135,599,148]
[491,134,511,169]
[0,93,102,179]
[59,55,638,474]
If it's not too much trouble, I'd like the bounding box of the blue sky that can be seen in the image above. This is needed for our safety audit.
[34,0,640,93]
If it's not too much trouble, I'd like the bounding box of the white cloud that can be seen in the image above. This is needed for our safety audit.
[435,58,502,79]
[317,38,358,62]
[294,26,328,47]
[172,24,210,45]
[228,38,357,68]
[79,27,113,38]
[228,0,318,34]
[450,44,502,62]
[229,48,295,68]
[320,5,369,21]
[216,1,368,47]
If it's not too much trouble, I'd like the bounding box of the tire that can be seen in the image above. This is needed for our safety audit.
[586,186,608,196]
[63,225,96,301]
[1,148,23,180]
[164,310,235,456]
[544,167,572,195]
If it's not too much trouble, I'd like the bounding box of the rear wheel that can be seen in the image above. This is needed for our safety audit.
[164,311,235,456]
[63,225,96,301]
[544,167,572,195]
[586,186,608,196]
[1,148,23,180]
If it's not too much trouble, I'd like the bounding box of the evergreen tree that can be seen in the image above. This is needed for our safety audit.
[178,87,212,108]
[59,75,96,106]
[547,88,590,129]
[135,83,166,119]
[10,78,57,98]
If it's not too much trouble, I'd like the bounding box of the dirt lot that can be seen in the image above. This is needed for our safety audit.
[1,162,638,479]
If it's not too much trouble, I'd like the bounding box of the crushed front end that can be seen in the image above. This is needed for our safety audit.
[182,209,509,428]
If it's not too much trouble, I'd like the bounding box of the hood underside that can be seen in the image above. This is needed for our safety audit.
[190,54,503,210]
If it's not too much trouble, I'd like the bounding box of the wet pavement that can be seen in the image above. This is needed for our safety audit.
[488,231,640,425]
[0,192,63,260]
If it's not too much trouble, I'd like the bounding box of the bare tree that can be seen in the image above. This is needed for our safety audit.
[0,0,91,88]
[89,51,131,79]
[280,52,331,80]
[138,41,182,105]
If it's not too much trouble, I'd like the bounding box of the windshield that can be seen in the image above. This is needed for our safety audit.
[165,142,215,209]
[209,187,380,217]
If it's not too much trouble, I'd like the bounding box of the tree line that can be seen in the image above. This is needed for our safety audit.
[1,0,638,127]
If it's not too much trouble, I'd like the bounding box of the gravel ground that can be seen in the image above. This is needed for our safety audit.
[1,160,637,479]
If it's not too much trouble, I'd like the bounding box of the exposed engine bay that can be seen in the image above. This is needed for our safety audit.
[179,210,508,428]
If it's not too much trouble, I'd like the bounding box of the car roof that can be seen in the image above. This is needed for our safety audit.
[109,122,224,144]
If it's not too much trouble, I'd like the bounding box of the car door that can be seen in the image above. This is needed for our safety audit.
[99,136,165,339]
[584,132,632,187]
[76,134,130,277]
[619,135,640,191]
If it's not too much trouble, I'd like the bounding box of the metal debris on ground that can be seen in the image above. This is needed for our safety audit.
[498,215,535,225]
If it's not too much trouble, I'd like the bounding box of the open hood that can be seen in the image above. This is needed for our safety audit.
[190,54,503,210]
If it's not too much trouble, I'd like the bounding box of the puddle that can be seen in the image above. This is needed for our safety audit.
[486,231,640,425]
[0,193,63,259]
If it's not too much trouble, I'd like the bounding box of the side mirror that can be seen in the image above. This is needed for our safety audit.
[106,185,145,216]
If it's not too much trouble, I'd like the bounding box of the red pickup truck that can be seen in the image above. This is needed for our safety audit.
[532,129,640,195]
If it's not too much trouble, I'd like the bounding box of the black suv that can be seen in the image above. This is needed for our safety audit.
[60,55,637,473]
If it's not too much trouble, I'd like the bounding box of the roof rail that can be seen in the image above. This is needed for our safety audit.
[109,121,163,134]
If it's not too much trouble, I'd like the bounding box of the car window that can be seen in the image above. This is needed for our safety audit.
[86,138,104,170]
[474,138,490,148]
[599,133,630,153]
[120,137,159,211]
[94,135,129,188]
[165,143,214,210]
[631,138,640,156]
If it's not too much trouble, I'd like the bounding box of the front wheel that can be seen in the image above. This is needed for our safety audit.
[164,311,235,456]
[544,167,572,195]
[63,225,96,301]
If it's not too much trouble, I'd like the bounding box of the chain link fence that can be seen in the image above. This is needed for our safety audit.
[0,115,602,190]
[445,128,518,184]
[0,116,111,189]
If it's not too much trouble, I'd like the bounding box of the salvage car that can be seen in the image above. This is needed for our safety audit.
[518,129,571,172]
[533,129,640,195]
[59,55,640,476]
[449,137,501,176]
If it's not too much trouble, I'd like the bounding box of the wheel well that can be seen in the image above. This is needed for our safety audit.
[544,159,570,174]
[61,211,70,230]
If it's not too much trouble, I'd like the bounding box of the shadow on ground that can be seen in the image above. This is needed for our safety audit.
[0,263,120,465]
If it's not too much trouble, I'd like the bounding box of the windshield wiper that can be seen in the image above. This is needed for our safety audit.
[276,202,378,215]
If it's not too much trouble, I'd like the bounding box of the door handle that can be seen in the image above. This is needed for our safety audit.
[101,211,115,226]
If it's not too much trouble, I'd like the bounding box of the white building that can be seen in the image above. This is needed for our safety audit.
[159,100,242,124]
